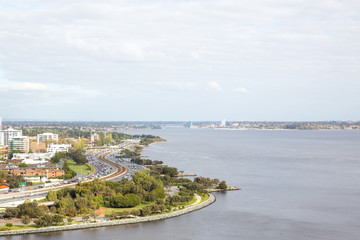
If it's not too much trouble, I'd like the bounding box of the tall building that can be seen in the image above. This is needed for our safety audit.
[37,133,59,143]
[0,127,22,146]
[0,116,2,130]
[9,136,30,152]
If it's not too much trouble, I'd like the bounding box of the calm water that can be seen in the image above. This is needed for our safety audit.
[6,129,360,240]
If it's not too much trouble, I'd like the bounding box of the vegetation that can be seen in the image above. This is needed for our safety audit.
[67,160,94,176]
[62,160,76,179]
[139,136,166,146]
[18,163,28,168]
[217,181,228,190]
[67,149,87,165]
[7,174,25,189]
[50,152,67,164]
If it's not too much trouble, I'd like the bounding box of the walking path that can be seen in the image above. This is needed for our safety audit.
[190,194,201,206]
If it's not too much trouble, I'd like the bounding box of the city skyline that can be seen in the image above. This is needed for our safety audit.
[0,1,359,121]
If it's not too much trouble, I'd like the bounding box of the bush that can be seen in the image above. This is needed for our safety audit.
[109,193,140,208]
[21,215,31,225]
[4,208,19,219]
[5,223,13,229]
[141,206,152,216]
[217,181,228,190]
[34,215,53,227]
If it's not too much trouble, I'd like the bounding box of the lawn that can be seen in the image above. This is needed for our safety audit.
[67,160,95,176]
[102,203,150,215]
[199,193,209,203]
[0,225,38,231]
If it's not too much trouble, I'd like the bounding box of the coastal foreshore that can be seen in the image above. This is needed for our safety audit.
[0,193,216,236]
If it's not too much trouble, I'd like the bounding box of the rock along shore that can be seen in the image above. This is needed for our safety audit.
[0,193,216,236]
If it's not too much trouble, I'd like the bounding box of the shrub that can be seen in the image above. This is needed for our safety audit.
[21,215,31,225]
[5,223,13,229]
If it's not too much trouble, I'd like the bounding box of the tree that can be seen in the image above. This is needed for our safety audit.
[161,167,178,177]
[4,208,19,218]
[7,174,25,189]
[34,215,53,227]
[21,215,31,225]
[51,152,66,164]
[218,181,228,190]
[67,217,73,223]
[105,133,112,145]
[141,206,152,216]
[68,149,87,165]
[52,214,64,225]
[82,214,90,222]
[90,211,98,221]
[5,223,13,229]
[46,190,58,201]
[19,163,28,168]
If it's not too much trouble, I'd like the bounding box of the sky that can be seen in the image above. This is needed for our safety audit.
[0,0,359,121]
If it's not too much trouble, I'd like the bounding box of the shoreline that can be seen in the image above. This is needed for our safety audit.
[0,193,216,236]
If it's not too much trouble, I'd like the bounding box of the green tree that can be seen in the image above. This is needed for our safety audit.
[34,215,53,227]
[46,190,58,201]
[52,214,64,225]
[7,174,25,189]
[5,223,13,229]
[141,206,152,216]
[82,214,90,222]
[105,133,112,145]
[218,181,228,190]
[21,215,31,225]
[19,163,28,168]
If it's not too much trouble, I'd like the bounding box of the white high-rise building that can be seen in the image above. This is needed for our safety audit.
[0,116,2,130]
[37,133,59,143]
[0,127,22,146]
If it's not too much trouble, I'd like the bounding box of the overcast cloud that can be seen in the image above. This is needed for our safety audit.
[0,0,359,121]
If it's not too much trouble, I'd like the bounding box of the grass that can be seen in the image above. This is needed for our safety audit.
[0,225,38,231]
[67,159,95,176]
[199,193,209,203]
[102,203,150,215]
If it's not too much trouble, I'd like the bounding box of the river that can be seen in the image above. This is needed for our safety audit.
[6,128,360,239]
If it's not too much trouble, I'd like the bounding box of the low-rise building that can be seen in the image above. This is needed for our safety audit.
[37,133,59,143]
[47,144,71,154]
[12,152,54,161]
[91,133,99,142]
[9,136,29,152]
[3,168,63,182]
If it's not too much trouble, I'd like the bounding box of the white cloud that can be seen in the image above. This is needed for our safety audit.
[234,88,248,93]
[155,81,196,90]
[208,81,223,91]
[0,81,47,92]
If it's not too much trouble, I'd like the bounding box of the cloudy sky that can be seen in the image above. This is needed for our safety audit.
[0,0,359,121]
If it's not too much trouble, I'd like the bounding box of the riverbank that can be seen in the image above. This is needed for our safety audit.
[0,193,215,236]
